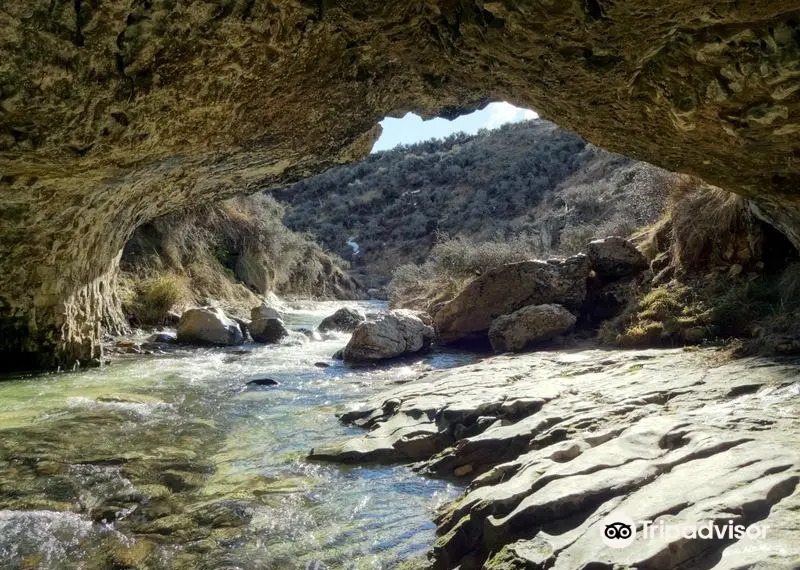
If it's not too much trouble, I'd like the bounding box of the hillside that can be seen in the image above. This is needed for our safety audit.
[273,120,676,287]
[119,194,358,325]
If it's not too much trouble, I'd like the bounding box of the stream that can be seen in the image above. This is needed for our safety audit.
[0,301,470,570]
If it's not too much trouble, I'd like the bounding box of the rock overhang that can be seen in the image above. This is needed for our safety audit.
[1,0,800,368]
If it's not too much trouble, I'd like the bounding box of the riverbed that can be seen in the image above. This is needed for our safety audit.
[0,302,469,570]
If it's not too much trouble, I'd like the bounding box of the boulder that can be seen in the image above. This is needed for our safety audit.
[246,378,280,387]
[250,317,289,344]
[434,255,591,344]
[248,304,288,343]
[177,307,244,346]
[251,304,281,321]
[343,310,435,363]
[146,332,176,344]
[296,327,321,341]
[587,236,647,279]
[488,304,577,353]
[318,307,366,333]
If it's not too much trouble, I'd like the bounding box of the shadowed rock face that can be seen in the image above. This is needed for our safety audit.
[2,1,800,368]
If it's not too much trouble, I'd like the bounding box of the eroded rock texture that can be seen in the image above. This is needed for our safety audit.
[2,1,800,367]
[310,348,800,569]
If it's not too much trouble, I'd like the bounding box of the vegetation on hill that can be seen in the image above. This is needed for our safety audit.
[119,194,357,326]
[273,120,676,285]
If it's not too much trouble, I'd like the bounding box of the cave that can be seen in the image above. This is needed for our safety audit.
[1,1,800,369]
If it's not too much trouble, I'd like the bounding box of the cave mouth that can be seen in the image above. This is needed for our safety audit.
[761,222,799,273]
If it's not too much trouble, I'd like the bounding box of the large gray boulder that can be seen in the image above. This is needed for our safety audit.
[434,255,591,344]
[250,318,289,343]
[587,236,647,279]
[250,319,288,343]
[251,303,281,321]
[249,304,288,343]
[343,310,435,363]
[488,304,577,353]
[318,307,366,333]
[177,307,244,346]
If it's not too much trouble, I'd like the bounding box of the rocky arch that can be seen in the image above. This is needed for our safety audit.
[1,1,799,369]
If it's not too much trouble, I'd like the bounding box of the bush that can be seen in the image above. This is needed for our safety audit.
[123,274,188,326]
[388,234,540,311]
[669,177,755,269]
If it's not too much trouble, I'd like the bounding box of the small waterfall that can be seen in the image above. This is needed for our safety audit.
[346,236,360,255]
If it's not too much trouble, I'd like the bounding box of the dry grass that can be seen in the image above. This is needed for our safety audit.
[669,177,755,269]
[629,213,672,263]
[388,234,539,311]
[122,273,192,326]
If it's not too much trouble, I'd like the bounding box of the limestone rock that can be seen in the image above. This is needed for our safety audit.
[249,317,289,344]
[435,255,591,344]
[251,304,281,322]
[176,308,243,346]
[146,332,176,344]
[318,307,366,333]
[248,303,288,343]
[342,310,434,363]
[488,304,577,353]
[587,236,648,279]
[311,348,800,570]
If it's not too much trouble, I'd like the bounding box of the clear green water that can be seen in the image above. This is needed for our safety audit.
[0,302,467,570]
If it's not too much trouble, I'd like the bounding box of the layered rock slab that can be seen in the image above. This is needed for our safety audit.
[311,348,800,569]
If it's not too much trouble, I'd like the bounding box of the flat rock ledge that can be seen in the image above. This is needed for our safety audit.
[309,348,800,570]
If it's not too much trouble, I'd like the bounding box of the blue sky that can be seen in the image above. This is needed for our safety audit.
[371,102,538,152]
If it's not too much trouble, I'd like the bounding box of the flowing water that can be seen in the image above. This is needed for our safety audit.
[0,302,469,570]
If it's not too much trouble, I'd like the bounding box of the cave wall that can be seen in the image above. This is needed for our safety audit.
[1,0,799,368]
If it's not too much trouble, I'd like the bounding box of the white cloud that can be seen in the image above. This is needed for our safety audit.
[371,101,539,152]
[485,102,538,129]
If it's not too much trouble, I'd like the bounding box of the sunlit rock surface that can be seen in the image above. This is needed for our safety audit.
[311,348,800,569]
[2,1,800,367]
